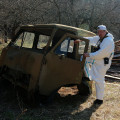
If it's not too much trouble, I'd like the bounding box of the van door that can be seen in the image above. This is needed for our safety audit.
[39,34,89,95]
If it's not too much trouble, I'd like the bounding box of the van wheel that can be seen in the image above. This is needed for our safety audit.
[37,90,57,105]
[77,78,92,96]
[39,95,54,105]
[27,91,36,106]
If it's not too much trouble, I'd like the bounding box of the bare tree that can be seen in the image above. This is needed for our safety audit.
[0,0,120,40]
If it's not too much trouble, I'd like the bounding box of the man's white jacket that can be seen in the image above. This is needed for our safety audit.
[84,33,114,83]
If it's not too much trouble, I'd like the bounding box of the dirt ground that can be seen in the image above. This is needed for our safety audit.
[0,68,120,120]
[0,41,120,120]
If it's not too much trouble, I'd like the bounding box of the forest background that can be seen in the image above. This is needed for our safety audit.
[0,0,120,41]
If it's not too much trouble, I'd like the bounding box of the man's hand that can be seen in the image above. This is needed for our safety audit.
[84,53,90,57]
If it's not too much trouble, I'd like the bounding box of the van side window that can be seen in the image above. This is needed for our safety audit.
[14,33,23,47]
[78,41,85,54]
[22,32,35,48]
[37,35,50,49]
[15,32,35,48]
[55,37,74,55]
[55,37,86,60]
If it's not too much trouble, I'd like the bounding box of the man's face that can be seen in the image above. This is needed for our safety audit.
[97,30,106,39]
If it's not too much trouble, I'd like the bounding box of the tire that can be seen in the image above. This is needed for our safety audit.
[77,77,92,96]
[34,89,58,105]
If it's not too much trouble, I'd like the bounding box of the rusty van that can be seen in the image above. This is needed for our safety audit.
[0,24,95,102]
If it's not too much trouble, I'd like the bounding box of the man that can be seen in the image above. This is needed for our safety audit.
[77,25,114,104]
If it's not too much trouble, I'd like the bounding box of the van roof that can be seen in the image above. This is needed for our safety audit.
[19,24,96,37]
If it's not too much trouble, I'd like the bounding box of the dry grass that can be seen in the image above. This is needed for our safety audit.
[0,81,120,120]
[0,41,120,120]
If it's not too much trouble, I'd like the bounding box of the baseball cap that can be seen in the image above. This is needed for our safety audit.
[97,25,107,31]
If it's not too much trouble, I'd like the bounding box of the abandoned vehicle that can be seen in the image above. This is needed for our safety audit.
[0,24,96,102]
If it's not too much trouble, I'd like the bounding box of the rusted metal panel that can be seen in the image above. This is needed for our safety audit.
[1,46,44,91]
[39,52,84,95]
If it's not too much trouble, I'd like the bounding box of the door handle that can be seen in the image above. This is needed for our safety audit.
[59,54,65,60]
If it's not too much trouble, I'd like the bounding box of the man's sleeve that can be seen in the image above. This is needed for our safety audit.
[84,36,99,46]
[89,38,114,59]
